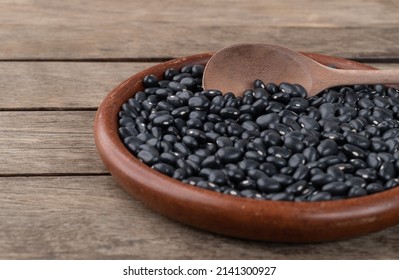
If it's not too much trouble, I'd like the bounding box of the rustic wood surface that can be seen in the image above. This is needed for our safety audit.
[1,0,399,259]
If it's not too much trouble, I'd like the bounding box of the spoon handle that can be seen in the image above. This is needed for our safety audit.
[325,68,399,88]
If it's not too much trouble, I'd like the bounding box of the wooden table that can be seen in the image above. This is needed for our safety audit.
[1,0,399,259]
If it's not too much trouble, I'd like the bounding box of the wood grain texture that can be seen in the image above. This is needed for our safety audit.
[0,62,154,109]
[1,0,399,59]
[0,62,397,109]
[0,111,107,174]
[1,176,398,259]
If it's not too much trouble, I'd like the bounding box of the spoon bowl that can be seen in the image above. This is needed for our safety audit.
[203,44,399,96]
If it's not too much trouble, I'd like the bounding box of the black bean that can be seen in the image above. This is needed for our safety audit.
[308,191,332,202]
[168,81,187,92]
[273,173,294,186]
[385,178,399,189]
[247,169,268,181]
[220,107,240,119]
[288,153,306,168]
[311,173,335,186]
[285,180,308,195]
[253,88,270,100]
[317,139,338,157]
[366,182,384,194]
[237,179,257,191]
[238,159,260,171]
[270,192,294,201]
[216,147,243,163]
[152,163,175,176]
[253,79,266,89]
[151,114,173,128]
[322,181,349,195]
[319,103,336,118]
[355,168,378,181]
[285,97,309,113]
[256,113,280,129]
[346,176,367,188]
[185,128,206,143]
[298,115,321,131]
[208,170,227,185]
[347,186,367,198]
[302,147,318,162]
[258,162,278,176]
[327,165,345,181]
[379,162,396,181]
[280,166,294,175]
[227,123,245,137]
[292,166,310,180]
[257,177,282,193]
[268,146,292,159]
[263,130,283,146]
[182,135,198,149]
[188,96,210,111]
[344,131,370,149]
[342,144,367,159]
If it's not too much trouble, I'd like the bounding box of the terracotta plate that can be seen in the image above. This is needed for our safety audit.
[94,52,399,243]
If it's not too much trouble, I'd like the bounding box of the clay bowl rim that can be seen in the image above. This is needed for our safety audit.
[94,51,399,243]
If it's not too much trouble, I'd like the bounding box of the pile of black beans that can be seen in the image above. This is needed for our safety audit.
[118,63,399,201]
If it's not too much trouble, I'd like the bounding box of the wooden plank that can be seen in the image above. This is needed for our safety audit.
[0,62,398,110]
[0,62,154,109]
[1,0,399,59]
[0,111,107,174]
[1,175,398,259]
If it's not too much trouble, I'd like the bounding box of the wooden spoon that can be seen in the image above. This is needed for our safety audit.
[203,43,399,96]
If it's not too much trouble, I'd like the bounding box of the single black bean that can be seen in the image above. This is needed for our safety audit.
[347,186,367,198]
[258,162,278,176]
[317,139,338,157]
[366,182,384,194]
[220,107,240,119]
[208,170,227,185]
[168,81,187,92]
[237,179,257,191]
[308,191,332,202]
[273,173,294,186]
[311,173,335,186]
[270,192,294,201]
[247,169,268,181]
[285,180,308,195]
[216,147,243,163]
[344,131,370,150]
[256,177,282,193]
[345,176,367,188]
[288,153,306,168]
[385,178,399,189]
[327,165,345,181]
[379,162,396,181]
[268,146,292,159]
[322,181,349,195]
[201,155,222,169]
[238,159,260,171]
[152,163,175,176]
[298,116,321,131]
[256,113,280,129]
[355,168,378,181]
[263,130,283,146]
[342,144,367,159]
[266,156,287,169]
